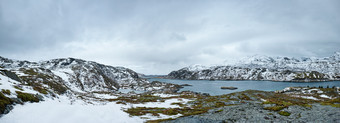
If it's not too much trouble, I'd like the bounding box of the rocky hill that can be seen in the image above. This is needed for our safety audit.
[167,52,340,82]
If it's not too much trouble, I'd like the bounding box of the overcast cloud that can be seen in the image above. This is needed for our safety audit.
[0,0,339,74]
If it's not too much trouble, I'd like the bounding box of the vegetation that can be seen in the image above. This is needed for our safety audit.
[0,92,13,114]
[13,86,24,91]
[33,86,48,94]
[109,94,164,104]
[1,89,11,95]
[264,106,286,111]
[171,102,187,107]
[121,87,340,122]
[16,91,40,102]
[125,107,209,117]
[20,68,67,94]
[278,111,291,116]
[320,98,340,108]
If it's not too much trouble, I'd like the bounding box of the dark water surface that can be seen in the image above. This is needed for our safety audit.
[148,78,340,96]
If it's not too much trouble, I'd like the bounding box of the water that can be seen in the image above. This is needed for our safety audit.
[148,78,340,96]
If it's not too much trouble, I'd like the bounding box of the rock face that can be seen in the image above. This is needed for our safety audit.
[0,56,149,93]
[167,52,340,82]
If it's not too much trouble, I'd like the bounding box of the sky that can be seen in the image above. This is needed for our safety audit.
[0,0,339,74]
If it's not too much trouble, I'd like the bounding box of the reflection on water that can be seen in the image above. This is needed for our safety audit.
[148,78,340,96]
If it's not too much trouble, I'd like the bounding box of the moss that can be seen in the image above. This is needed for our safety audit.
[151,112,160,116]
[125,107,165,116]
[110,95,163,104]
[300,104,312,108]
[214,101,227,107]
[319,88,339,98]
[278,111,291,116]
[20,68,67,94]
[15,91,40,102]
[179,94,196,99]
[14,86,24,91]
[21,68,38,76]
[264,106,286,111]
[320,98,340,108]
[237,93,251,100]
[116,101,126,105]
[0,92,13,114]
[125,106,209,117]
[261,92,317,109]
[204,97,218,102]
[170,102,186,107]
[215,109,224,113]
[1,89,11,95]
[321,102,340,108]
[33,86,48,94]
[162,108,180,115]
[45,82,67,94]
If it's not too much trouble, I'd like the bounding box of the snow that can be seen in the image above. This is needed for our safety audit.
[283,87,292,92]
[175,52,340,81]
[136,113,182,121]
[52,69,72,81]
[0,74,37,95]
[186,64,208,71]
[319,94,332,99]
[308,89,323,94]
[51,69,84,92]
[0,99,143,123]
[118,89,145,94]
[0,93,191,123]
[93,93,117,99]
[153,93,178,98]
[300,96,319,100]
[132,98,191,108]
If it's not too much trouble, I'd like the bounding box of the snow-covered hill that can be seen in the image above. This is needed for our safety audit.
[0,56,183,116]
[168,52,340,82]
[0,57,151,93]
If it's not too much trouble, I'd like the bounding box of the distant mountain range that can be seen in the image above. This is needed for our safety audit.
[167,52,340,82]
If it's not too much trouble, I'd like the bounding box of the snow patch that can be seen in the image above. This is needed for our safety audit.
[319,94,332,99]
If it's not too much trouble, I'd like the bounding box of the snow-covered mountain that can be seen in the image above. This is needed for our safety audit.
[0,56,182,115]
[167,52,340,82]
[0,56,156,94]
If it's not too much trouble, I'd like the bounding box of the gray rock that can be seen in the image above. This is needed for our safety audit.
[164,102,340,123]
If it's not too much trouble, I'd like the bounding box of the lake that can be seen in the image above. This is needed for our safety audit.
[148,78,340,96]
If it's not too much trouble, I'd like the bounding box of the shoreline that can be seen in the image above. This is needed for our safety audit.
[149,77,340,83]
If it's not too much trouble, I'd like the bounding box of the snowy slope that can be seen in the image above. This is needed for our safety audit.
[168,52,340,82]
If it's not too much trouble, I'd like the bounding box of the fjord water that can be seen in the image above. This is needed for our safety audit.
[148,78,340,96]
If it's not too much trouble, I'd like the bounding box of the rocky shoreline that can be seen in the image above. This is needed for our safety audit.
[165,102,340,123]
[132,87,339,123]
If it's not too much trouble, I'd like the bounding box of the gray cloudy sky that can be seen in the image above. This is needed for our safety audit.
[0,0,339,74]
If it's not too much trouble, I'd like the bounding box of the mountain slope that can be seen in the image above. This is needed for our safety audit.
[168,52,340,82]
